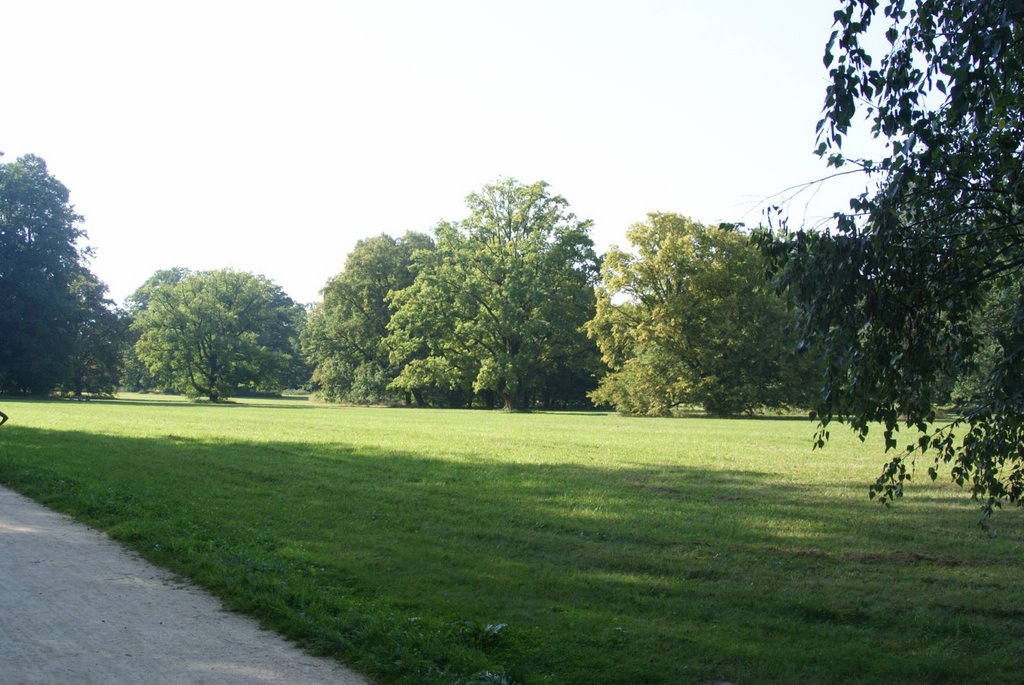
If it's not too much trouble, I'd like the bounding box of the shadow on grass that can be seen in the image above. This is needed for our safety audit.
[1,425,1021,685]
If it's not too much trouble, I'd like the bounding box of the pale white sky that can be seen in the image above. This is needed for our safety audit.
[4,1,868,305]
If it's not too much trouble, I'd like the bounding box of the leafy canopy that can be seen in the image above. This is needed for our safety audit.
[0,154,121,395]
[59,270,127,397]
[133,269,303,401]
[387,179,599,410]
[302,232,433,404]
[590,214,814,416]
[758,0,1024,514]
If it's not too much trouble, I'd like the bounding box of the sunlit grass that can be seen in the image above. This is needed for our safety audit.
[1,394,1021,684]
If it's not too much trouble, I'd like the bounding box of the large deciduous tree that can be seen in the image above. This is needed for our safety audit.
[589,213,814,416]
[0,154,120,394]
[302,232,433,404]
[133,269,304,401]
[387,179,600,410]
[757,1,1024,513]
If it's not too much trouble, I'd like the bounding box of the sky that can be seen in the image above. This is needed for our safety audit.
[4,1,870,305]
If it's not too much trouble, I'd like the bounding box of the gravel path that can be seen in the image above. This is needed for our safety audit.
[0,486,368,685]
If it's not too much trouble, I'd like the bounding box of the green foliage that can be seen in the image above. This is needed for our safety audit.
[58,270,127,397]
[302,232,432,404]
[132,269,304,401]
[121,268,192,393]
[951,272,1024,408]
[387,179,601,410]
[590,214,814,416]
[2,397,1022,685]
[0,154,93,393]
[260,282,310,392]
[757,1,1024,513]
[126,267,192,312]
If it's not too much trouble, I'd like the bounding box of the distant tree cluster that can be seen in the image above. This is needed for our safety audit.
[0,154,309,402]
[302,179,812,413]
[303,180,604,410]
[0,157,817,412]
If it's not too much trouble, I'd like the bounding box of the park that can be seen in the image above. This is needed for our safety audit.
[2,1,1022,683]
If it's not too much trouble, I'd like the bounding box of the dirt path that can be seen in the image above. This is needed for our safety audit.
[0,486,368,684]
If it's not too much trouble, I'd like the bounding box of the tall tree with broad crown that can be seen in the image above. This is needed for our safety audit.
[589,213,814,416]
[133,269,303,401]
[0,154,110,394]
[387,179,600,410]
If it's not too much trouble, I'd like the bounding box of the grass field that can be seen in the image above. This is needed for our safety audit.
[1,394,1022,684]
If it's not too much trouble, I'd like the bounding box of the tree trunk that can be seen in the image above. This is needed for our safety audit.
[502,391,523,412]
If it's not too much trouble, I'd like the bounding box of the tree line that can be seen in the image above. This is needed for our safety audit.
[0,162,813,415]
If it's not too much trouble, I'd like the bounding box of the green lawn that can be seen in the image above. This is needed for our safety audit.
[1,394,1021,684]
